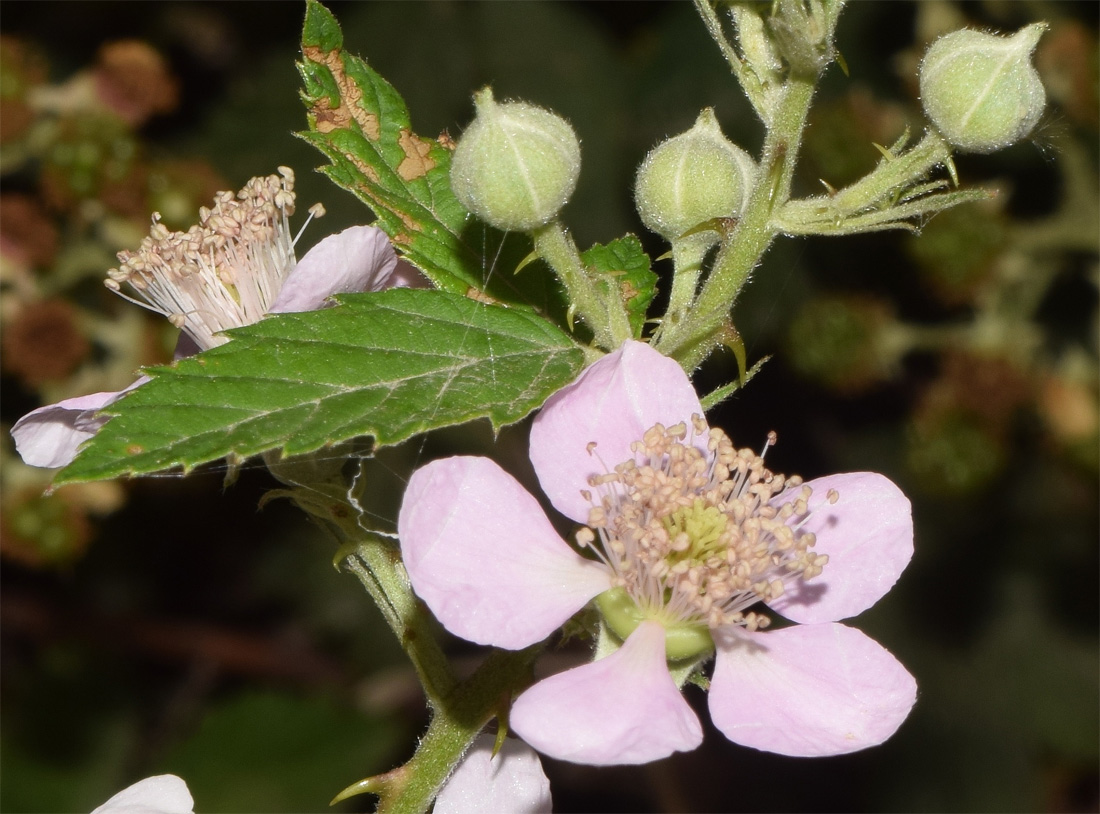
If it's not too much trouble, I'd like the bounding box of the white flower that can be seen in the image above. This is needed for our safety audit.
[90,775,193,814]
[435,734,552,814]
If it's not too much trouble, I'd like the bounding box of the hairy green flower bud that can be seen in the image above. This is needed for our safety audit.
[634,108,756,242]
[450,87,581,232]
[919,23,1047,154]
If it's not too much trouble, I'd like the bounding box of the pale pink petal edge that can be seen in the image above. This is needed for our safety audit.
[530,340,704,524]
[270,224,398,313]
[398,456,610,650]
[767,472,913,624]
[90,774,193,814]
[435,734,552,814]
[709,622,917,757]
[11,381,145,469]
[511,620,703,765]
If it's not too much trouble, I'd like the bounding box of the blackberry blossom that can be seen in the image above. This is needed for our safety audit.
[399,340,916,765]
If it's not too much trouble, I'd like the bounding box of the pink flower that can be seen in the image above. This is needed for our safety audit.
[12,168,420,469]
[434,734,552,814]
[90,774,193,814]
[399,340,916,766]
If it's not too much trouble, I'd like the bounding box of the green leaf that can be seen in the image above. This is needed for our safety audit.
[298,2,562,313]
[301,0,558,312]
[579,234,657,338]
[57,289,585,484]
[299,1,468,291]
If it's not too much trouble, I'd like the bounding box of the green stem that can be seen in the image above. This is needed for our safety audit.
[532,219,632,351]
[693,0,769,121]
[777,131,953,229]
[662,234,714,330]
[380,647,541,814]
[343,539,456,703]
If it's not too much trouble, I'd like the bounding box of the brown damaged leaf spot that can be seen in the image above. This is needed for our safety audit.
[397,130,436,180]
[465,287,500,305]
[396,211,421,234]
[303,45,380,140]
[344,152,380,184]
[339,150,420,236]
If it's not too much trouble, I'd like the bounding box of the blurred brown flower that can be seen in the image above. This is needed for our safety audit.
[2,299,90,387]
[0,194,59,269]
[94,40,179,127]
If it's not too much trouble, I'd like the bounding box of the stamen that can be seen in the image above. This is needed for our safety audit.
[582,419,833,632]
[104,170,300,351]
[293,202,327,246]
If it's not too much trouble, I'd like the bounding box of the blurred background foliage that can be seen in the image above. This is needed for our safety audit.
[0,1,1096,812]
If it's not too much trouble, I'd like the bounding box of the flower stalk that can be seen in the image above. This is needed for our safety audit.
[378,647,540,814]
[532,219,632,350]
[775,131,955,233]
[342,539,456,703]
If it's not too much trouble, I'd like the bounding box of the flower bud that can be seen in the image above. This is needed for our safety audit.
[634,108,755,242]
[449,87,580,232]
[919,23,1047,154]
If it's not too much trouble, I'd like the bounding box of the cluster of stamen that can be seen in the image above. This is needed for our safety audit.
[104,167,321,350]
[576,418,834,633]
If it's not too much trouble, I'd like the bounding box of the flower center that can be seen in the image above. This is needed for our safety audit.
[662,500,728,564]
[103,167,321,351]
[577,418,833,660]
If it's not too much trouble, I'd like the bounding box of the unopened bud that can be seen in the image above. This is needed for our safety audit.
[450,87,580,232]
[919,23,1047,154]
[634,109,755,242]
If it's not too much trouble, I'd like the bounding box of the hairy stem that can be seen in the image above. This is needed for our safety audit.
[532,219,632,351]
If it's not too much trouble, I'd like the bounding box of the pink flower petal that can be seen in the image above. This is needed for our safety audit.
[767,472,913,624]
[435,734,552,814]
[398,456,610,649]
[529,340,704,523]
[510,620,703,765]
[11,381,145,469]
[269,225,398,313]
[90,775,193,814]
[709,622,917,757]
[390,259,430,289]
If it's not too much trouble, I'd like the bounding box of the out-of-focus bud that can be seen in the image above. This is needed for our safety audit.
[907,353,1028,494]
[1,299,90,387]
[906,200,1006,305]
[919,23,1047,154]
[786,295,892,393]
[634,109,755,243]
[1035,21,1100,131]
[907,410,1005,495]
[1039,361,1099,472]
[450,87,580,232]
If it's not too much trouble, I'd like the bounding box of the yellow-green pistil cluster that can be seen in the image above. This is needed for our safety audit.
[577,418,833,661]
